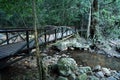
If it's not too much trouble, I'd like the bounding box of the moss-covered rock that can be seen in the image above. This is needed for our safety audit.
[87,76,99,80]
[56,76,68,80]
[57,58,77,76]
[68,73,76,80]
[77,73,88,80]
[78,66,92,74]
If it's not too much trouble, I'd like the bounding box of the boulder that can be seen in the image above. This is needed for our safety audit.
[78,66,92,74]
[111,72,120,80]
[87,76,99,80]
[53,37,90,51]
[55,41,69,51]
[56,76,68,80]
[102,68,111,77]
[116,45,120,52]
[77,73,88,80]
[93,65,101,71]
[57,58,78,76]
[95,71,104,78]
[68,73,76,80]
[106,76,117,80]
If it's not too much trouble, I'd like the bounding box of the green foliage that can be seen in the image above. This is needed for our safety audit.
[0,0,120,39]
[0,9,7,27]
[38,0,82,26]
[99,0,120,39]
[0,0,92,28]
[0,0,32,28]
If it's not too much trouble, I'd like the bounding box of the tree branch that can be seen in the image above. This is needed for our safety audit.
[104,0,116,5]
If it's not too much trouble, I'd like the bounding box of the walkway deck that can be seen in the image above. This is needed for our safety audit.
[0,27,74,60]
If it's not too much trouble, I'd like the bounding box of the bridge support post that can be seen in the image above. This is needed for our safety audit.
[5,32,9,44]
[55,29,57,42]
[66,28,68,36]
[61,27,63,38]
[26,31,30,54]
[75,26,77,33]
[44,29,47,46]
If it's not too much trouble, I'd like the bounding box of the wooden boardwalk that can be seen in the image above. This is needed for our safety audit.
[0,42,26,59]
[0,26,75,68]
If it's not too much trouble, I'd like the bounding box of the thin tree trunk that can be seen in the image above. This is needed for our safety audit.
[87,1,92,40]
[32,0,42,80]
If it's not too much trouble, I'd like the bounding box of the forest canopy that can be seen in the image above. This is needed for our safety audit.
[0,0,120,39]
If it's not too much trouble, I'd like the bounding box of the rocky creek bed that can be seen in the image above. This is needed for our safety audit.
[1,33,120,80]
[0,49,120,80]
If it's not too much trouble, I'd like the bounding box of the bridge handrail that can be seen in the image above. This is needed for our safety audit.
[0,34,19,45]
[0,26,75,49]
[0,25,75,45]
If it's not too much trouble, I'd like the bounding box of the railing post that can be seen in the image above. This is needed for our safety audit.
[26,30,29,54]
[66,28,68,36]
[55,29,57,42]
[44,29,47,45]
[6,32,9,44]
[61,27,63,38]
[75,26,77,33]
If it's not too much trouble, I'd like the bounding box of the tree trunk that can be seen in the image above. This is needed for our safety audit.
[32,0,42,80]
[87,1,92,40]
[90,0,99,43]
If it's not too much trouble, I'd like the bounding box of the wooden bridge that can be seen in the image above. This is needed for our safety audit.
[0,26,75,69]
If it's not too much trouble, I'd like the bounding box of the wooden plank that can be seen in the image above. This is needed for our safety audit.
[0,42,26,59]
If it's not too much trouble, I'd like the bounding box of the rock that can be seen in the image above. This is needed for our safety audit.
[67,53,70,55]
[56,76,68,80]
[100,78,107,80]
[68,47,75,50]
[111,70,117,74]
[117,72,120,77]
[86,71,93,76]
[113,54,120,58]
[112,72,120,80]
[72,42,82,48]
[93,65,101,71]
[42,55,59,67]
[68,73,76,80]
[116,45,120,53]
[55,41,69,51]
[56,52,59,54]
[53,54,61,59]
[44,56,52,60]
[49,64,59,75]
[41,53,47,58]
[87,76,99,80]
[102,68,111,77]
[106,76,117,80]
[95,71,104,78]
[78,66,92,74]
[77,73,88,80]
[57,58,77,76]
[97,50,105,54]
[54,37,90,51]
[46,77,54,80]
[61,54,69,57]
